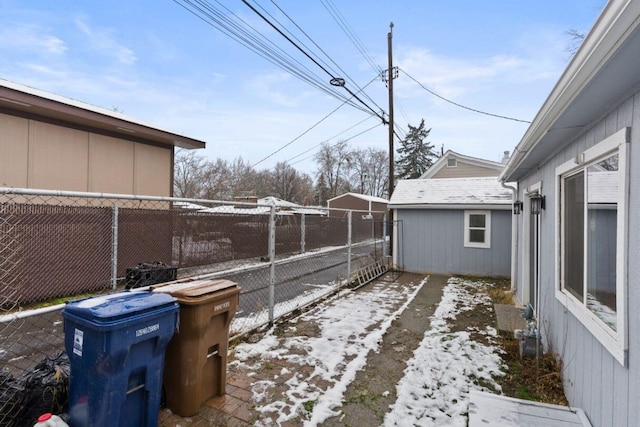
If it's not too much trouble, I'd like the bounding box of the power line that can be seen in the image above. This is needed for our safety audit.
[270,0,384,114]
[286,115,376,163]
[251,74,380,168]
[289,122,383,167]
[240,0,387,123]
[400,68,532,124]
[173,0,374,115]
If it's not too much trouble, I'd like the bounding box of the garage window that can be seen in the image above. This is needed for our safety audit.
[464,210,490,248]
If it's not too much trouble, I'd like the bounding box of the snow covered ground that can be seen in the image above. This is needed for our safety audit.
[230,275,506,426]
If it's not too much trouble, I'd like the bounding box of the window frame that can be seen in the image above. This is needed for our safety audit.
[464,210,491,249]
[447,158,457,168]
[555,127,629,365]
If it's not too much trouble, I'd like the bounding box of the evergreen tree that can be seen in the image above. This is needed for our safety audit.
[315,173,331,206]
[395,119,438,180]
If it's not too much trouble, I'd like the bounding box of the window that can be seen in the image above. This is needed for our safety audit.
[464,210,490,248]
[556,127,628,364]
[447,158,457,167]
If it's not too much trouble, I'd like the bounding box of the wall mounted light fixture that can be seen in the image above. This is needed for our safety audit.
[530,194,545,215]
[513,201,523,215]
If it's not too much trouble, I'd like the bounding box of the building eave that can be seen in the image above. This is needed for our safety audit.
[0,79,206,150]
[501,0,640,182]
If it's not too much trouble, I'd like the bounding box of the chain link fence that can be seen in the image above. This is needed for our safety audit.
[0,187,387,425]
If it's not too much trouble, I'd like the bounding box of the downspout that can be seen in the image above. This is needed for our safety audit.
[501,180,518,293]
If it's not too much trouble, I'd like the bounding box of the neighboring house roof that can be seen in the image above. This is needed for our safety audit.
[327,192,388,204]
[501,1,640,182]
[0,79,206,150]
[259,196,326,215]
[388,177,512,210]
[175,197,326,216]
[420,150,506,179]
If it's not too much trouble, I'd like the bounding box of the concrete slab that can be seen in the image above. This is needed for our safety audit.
[469,390,592,426]
[494,303,529,334]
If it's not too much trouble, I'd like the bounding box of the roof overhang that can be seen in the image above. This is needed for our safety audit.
[501,0,640,182]
[0,79,206,150]
[389,204,511,211]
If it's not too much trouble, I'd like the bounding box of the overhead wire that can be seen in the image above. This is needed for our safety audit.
[270,0,385,114]
[286,114,376,163]
[174,0,394,168]
[241,0,386,123]
[400,68,532,124]
[320,0,383,76]
[251,74,380,169]
[289,122,383,167]
[173,0,373,115]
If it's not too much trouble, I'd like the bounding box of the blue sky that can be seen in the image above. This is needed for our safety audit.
[0,1,605,175]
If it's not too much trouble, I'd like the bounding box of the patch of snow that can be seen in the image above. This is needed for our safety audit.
[231,278,426,425]
[231,276,508,426]
[383,277,506,426]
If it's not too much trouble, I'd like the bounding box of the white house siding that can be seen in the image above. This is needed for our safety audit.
[395,209,511,278]
[513,92,640,427]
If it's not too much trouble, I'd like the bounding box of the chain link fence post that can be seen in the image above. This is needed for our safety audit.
[383,213,388,260]
[268,204,276,324]
[347,210,352,282]
[111,204,119,290]
[300,213,306,254]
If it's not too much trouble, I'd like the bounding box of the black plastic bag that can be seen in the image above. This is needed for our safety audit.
[16,352,70,427]
[0,370,24,427]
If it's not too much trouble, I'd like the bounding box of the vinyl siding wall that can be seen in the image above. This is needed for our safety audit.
[431,162,501,178]
[512,91,640,427]
[394,208,511,277]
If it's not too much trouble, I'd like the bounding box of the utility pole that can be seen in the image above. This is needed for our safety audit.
[383,22,398,258]
[387,22,395,200]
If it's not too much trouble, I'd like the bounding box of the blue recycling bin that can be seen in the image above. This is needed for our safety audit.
[62,290,179,427]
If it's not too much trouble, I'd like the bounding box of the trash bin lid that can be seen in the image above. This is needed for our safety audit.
[153,279,239,303]
[62,291,177,322]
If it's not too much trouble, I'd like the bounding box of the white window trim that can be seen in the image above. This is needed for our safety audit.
[554,127,629,366]
[523,181,542,311]
[447,158,457,168]
[464,210,491,249]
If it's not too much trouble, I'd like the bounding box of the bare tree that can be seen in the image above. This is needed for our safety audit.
[348,147,389,198]
[314,140,352,198]
[228,157,258,198]
[566,28,585,56]
[202,158,232,200]
[270,161,315,204]
[173,150,207,198]
[365,148,389,198]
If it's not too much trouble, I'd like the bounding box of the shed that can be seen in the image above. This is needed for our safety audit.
[327,192,388,218]
[0,79,206,196]
[389,177,512,277]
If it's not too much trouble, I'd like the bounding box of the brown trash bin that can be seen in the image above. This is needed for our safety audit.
[153,278,241,417]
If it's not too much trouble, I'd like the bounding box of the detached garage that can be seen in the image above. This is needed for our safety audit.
[327,192,388,219]
[389,177,512,277]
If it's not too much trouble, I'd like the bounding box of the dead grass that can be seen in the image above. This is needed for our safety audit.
[482,277,568,406]
[454,275,568,406]
[496,337,568,406]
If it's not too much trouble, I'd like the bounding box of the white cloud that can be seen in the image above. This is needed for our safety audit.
[73,16,137,65]
[245,71,315,107]
[0,23,66,54]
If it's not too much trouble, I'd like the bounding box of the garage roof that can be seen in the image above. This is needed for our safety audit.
[0,79,206,150]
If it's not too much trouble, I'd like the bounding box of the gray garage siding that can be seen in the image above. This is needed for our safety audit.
[395,208,511,277]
